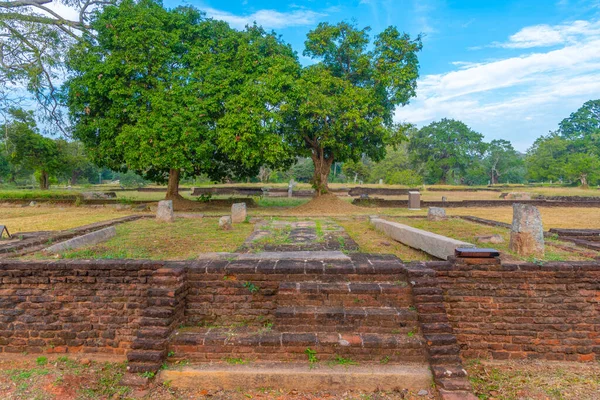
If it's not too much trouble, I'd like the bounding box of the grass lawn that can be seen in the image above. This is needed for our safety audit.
[0,206,138,233]
[390,217,598,261]
[467,359,600,400]
[46,217,254,260]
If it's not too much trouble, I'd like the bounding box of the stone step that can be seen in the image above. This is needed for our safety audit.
[278,281,413,308]
[168,327,427,363]
[275,306,419,334]
[158,362,433,392]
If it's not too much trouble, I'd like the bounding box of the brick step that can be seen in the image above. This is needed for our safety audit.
[275,306,419,334]
[158,362,432,392]
[278,281,412,308]
[168,327,427,363]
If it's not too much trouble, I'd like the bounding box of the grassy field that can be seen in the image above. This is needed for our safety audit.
[0,206,138,233]
[42,217,254,260]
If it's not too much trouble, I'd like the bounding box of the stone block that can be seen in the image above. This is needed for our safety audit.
[43,227,116,253]
[509,203,544,257]
[219,216,232,230]
[156,200,174,223]
[370,218,474,260]
[408,191,421,210]
[231,203,247,223]
[428,207,447,221]
[475,234,504,244]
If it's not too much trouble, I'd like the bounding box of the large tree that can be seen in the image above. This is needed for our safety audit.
[65,0,297,200]
[484,139,525,185]
[409,119,486,184]
[284,22,422,195]
[2,108,60,188]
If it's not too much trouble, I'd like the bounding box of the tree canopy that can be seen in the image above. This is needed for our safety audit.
[65,0,298,199]
[283,22,422,195]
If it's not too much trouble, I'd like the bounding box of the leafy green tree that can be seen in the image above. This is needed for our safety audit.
[342,158,371,183]
[526,134,568,183]
[484,139,525,185]
[558,99,600,143]
[3,108,60,189]
[284,22,422,195]
[55,140,100,185]
[564,152,599,188]
[409,119,486,184]
[65,0,297,200]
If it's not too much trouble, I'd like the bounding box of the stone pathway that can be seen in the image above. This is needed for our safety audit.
[238,218,359,253]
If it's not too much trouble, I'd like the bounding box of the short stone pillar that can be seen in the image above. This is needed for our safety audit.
[231,203,247,223]
[408,191,421,210]
[509,203,544,257]
[156,200,175,222]
[427,207,447,221]
[219,215,232,230]
[287,179,296,198]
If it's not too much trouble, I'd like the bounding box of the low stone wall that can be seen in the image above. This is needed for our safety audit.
[421,257,600,362]
[354,198,600,208]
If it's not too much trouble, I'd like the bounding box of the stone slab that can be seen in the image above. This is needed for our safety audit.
[370,217,474,260]
[44,226,116,253]
[158,362,431,392]
[236,251,350,261]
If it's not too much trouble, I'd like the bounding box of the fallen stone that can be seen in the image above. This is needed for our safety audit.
[417,389,429,396]
[156,200,175,223]
[44,226,116,253]
[370,217,474,260]
[231,203,247,223]
[476,234,504,244]
[509,203,544,257]
[29,201,37,207]
[219,216,232,230]
[133,204,149,212]
[428,207,447,221]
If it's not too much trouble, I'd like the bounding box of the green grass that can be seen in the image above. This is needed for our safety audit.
[256,197,310,208]
[40,218,254,260]
[0,189,79,200]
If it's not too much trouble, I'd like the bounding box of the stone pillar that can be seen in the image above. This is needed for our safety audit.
[219,215,232,230]
[408,191,421,210]
[427,207,447,221]
[156,200,175,223]
[231,203,247,223]
[509,203,544,257]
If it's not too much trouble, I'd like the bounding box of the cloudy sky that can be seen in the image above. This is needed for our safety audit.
[162,0,600,151]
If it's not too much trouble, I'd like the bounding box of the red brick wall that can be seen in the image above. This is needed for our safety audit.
[428,258,600,362]
[0,259,165,356]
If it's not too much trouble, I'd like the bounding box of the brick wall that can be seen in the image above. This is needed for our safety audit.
[426,257,600,362]
[0,259,166,356]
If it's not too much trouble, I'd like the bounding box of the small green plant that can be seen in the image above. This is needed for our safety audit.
[196,193,213,202]
[138,371,155,379]
[167,351,175,357]
[305,347,318,366]
[224,357,247,365]
[36,356,48,366]
[243,282,259,294]
[394,280,408,287]
[74,196,83,207]
[391,329,401,334]
[407,330,416,338]
[380,356,390,364]
[330,355,358,366]
[337,235,346,249]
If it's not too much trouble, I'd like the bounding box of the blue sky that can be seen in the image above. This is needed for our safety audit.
[163,0,600,151]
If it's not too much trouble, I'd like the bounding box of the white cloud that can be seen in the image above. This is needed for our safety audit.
[201,7,326,30]
[495,19,600,48]
[395,19,600,151]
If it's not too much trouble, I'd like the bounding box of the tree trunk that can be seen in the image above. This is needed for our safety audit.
[70,170,82,186]
[311,153,334,196]
[580,173,589,189]
[165,168,183,200]
[39,170,49,190]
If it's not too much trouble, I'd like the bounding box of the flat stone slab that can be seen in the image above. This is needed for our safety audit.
[236,251,350,260]
[159,362,432,392]
[43,226,116,253]
[371,217,474,260]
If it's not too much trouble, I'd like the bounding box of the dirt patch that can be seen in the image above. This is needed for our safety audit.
[292,194,362,215]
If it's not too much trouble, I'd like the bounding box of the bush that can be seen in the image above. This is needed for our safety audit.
[385,170,423,186]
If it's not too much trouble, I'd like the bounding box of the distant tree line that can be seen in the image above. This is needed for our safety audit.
[1,0,598,192]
